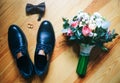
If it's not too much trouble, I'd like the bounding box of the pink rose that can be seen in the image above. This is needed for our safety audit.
[71,21,79,28]
[67,29,73,36]
[82,25,92,36]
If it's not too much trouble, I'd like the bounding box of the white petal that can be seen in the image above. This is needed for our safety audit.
[62,29,68,33]
[102,21,110,29]
[89,24,96,30]
[93,33,97,37]
[89,32,93,37]
[96,21,102,28]
[93,12,102,18]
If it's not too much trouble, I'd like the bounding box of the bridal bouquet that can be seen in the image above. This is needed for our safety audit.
[62,11,118,77]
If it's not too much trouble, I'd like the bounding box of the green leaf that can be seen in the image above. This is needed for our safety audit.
[101,46,108,52]
[91,40,95,44]
[73,16,77,21]
[77,30,81,36]
[62,18,68,22]
[73,29,77,32]
[69,36,76,40]
[63,23,69,29]
[75,32,80,39]
[100,32,105,37]
[111,33,118,40]
[111,29,115,35]
[62,18,70,29]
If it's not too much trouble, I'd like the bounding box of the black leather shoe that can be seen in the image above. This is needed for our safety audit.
[8,25,34,78]
[34,20,55,76]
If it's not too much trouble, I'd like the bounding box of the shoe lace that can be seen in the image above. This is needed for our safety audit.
[12,46,27,59]
[36,43,53,54]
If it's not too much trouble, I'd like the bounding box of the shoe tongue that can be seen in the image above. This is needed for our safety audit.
[17,55,28,63]
[17,56,30,73]
[36,54,47,70]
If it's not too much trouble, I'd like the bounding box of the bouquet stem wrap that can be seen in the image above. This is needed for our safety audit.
[76,43,94,77]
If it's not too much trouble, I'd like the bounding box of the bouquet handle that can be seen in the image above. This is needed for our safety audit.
[76,44,94,77]
[76,55,89,77]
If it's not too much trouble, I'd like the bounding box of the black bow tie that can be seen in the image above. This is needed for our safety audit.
[26,2,46,21]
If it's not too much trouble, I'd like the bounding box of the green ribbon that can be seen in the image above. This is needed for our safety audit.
[76,54,89,77]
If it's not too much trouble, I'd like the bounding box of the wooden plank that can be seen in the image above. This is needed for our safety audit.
[0,0,120,83]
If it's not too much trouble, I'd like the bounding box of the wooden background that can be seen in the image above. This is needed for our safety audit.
[0,0,120,83]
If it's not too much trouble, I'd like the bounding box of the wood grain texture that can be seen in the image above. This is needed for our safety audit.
[0,0,120,83]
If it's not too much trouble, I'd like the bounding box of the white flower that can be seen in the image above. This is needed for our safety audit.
[77,11,84,20]
[77,11,90,22]
[90,16,96,24]
[69,20,73,24]
[96,21,102,28]
[84,13,89,17]
[102,21,110,29]
[62,29,68,33]
[89,32,97,37]
[83,13,90,20]
[89,23,96,30]
[96,18,103,22]
[82,19,85,22]
[79,22,84,27]
[93,33,97,37]
[89,32,93,37]
[96,18,104,28]
[90,16,95,21]
[93,12,102,18]
[85,20,89,24]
